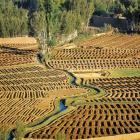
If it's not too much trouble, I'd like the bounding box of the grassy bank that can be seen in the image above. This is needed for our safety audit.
[107,68,140,78]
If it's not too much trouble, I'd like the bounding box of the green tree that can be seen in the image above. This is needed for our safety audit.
[94,0,107,14]
[0,0,96,40]
[29,11,46,36]
[61,0,94,32]
[60,11,76,34]
[0,0,28,37]
[45,0,62,38]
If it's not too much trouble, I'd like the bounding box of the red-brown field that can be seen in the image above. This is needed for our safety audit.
[0,34,140,140]
[0,42,87,130]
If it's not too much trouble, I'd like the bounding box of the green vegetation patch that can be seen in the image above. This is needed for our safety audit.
[107,68,140,78]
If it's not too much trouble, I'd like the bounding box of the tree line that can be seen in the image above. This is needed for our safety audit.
[0,0,139,40]
[0,0,94,45]
[94,0,140,30]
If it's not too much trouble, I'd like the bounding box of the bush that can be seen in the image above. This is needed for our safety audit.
[14,122,26,140]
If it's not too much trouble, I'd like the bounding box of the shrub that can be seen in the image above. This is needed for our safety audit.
[14,122,26,140]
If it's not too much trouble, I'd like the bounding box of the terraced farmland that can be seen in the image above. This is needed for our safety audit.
[51,48,140,60]
[0,65,86,127]
[0,34,140,140]
[46,59,140,71]
[46,35,140,73]
[26,103,140,139]
[25,75,140,139]
[25,34,140,139]
[0,44,88,130]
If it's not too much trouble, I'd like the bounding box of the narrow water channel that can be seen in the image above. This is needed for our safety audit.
[60,99,67,111]
[8,99,67,140]
[33,99,67,126]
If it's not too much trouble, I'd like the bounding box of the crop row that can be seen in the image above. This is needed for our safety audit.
[0,63,70,95]
[0,51,36,66]
[0,76,67,85]
[104,88,140,98]
[0,71,65,80]
[87,97,140,103]
[52,48,140,60]
[0,83,77,97]
[46,59,140,70]
[0,65,44,74]
[87,76,140,87]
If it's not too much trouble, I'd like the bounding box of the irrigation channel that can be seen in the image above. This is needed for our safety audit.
[7,69,103,140]
[7,99,67,140]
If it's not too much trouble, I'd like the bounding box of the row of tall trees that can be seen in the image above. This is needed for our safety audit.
[0,0,94,44]
[94,0,140,14]
[118,0,140,24]
[94,0,140,22]
[0,0,28,37]
[0,0,139,39]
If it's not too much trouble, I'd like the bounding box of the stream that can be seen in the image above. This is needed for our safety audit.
[7,70,102,140]
[60,99,67,111]
[30,99,67,127]
[7,99,67,140]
